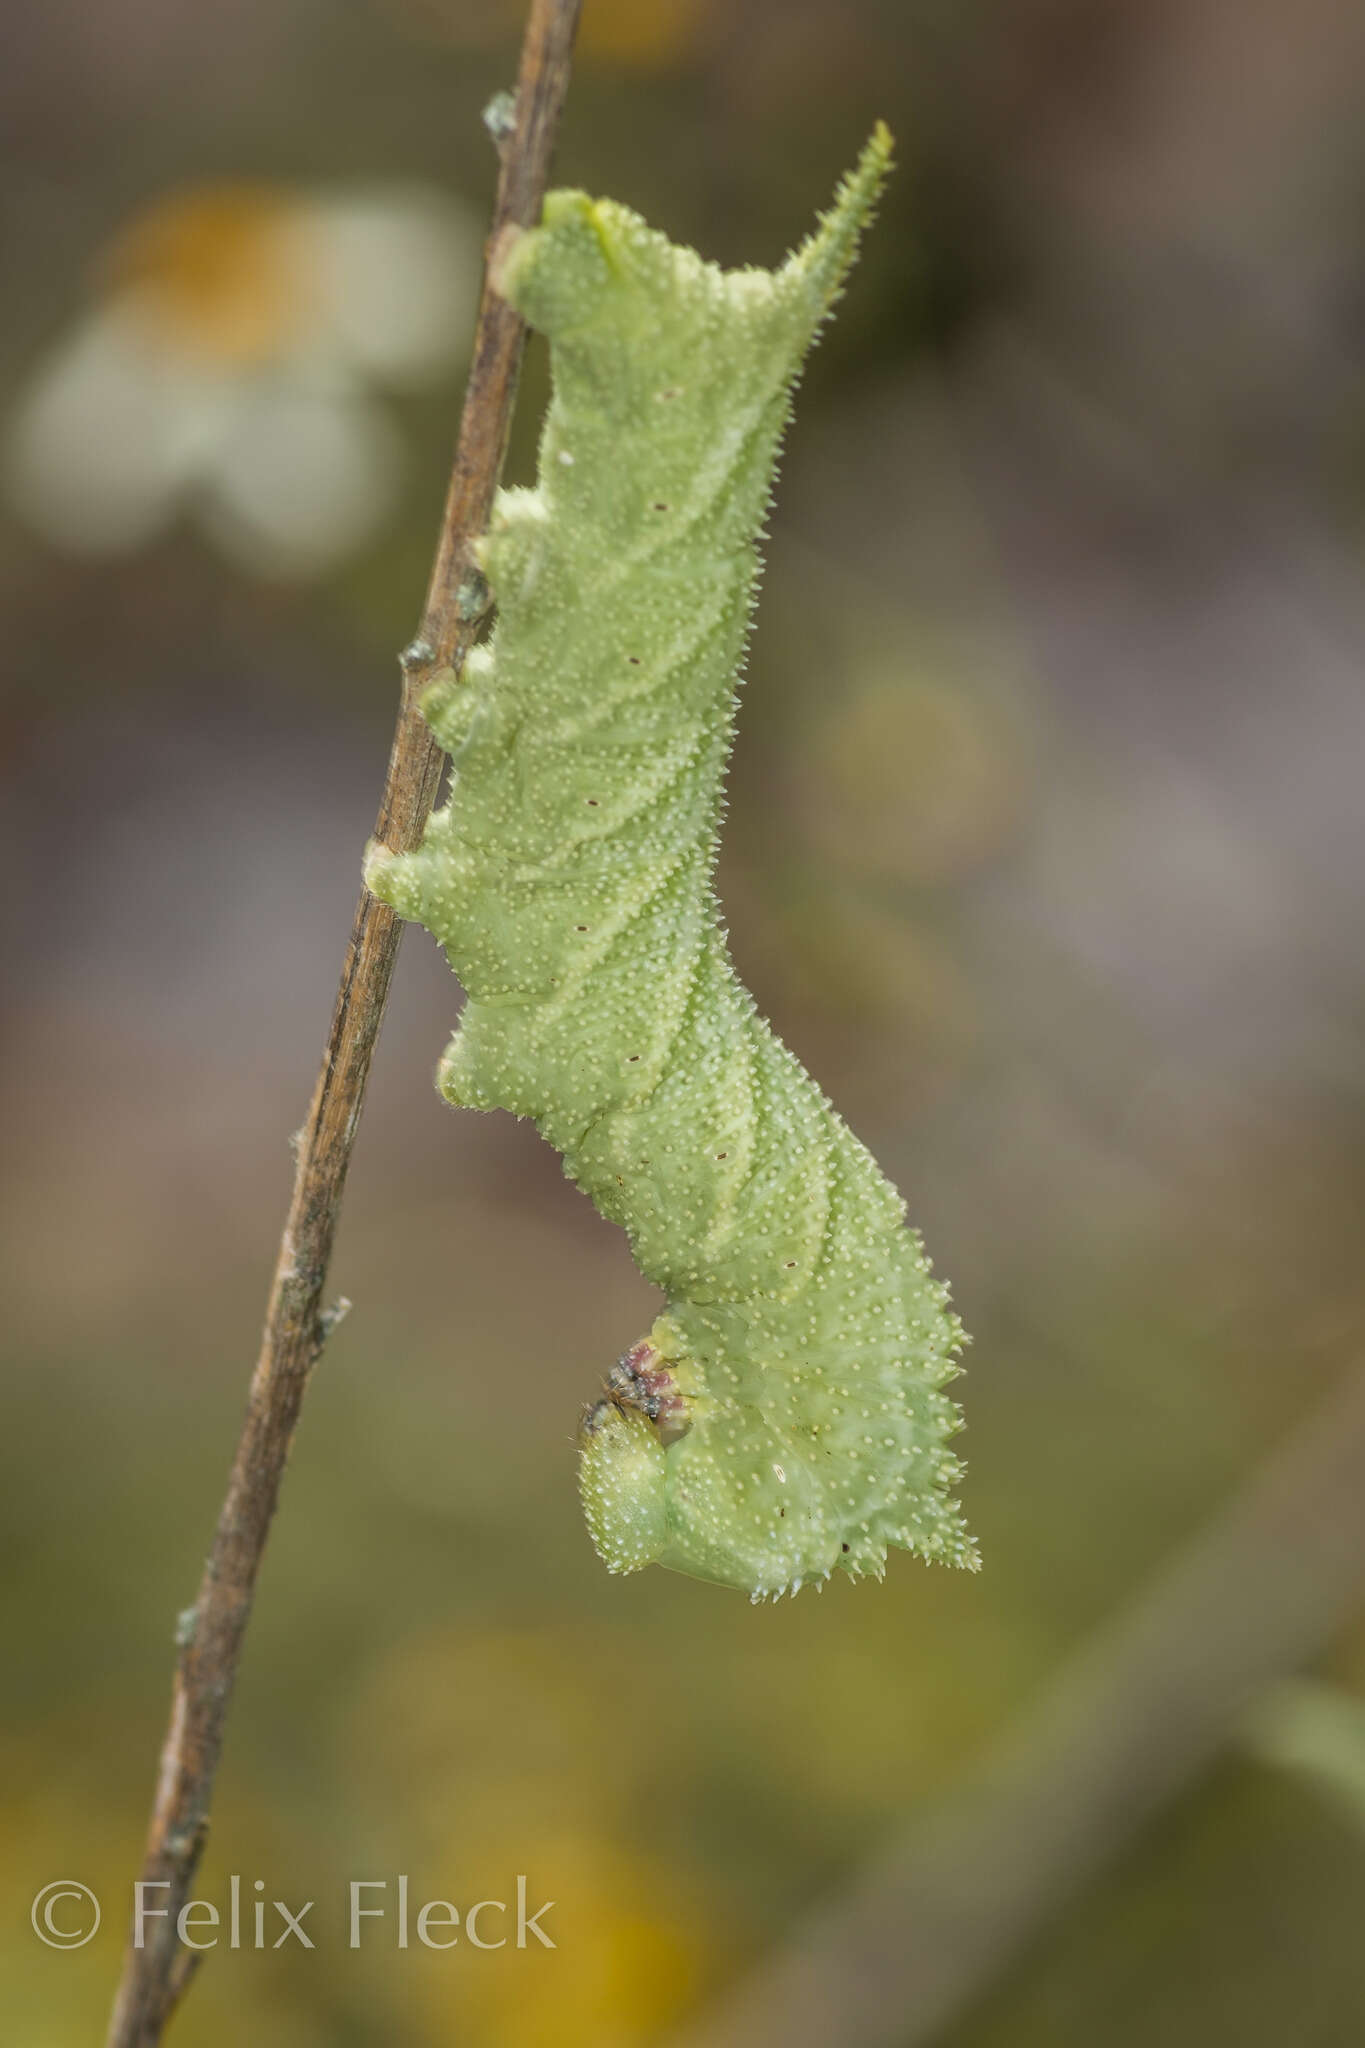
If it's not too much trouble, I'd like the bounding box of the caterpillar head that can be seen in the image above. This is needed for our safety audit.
[577,1386,669,1577]
[576,1323,841,1600]
[577,1324,698,1579]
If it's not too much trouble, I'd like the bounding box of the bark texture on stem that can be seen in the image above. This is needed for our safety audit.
[105,6,582,2040]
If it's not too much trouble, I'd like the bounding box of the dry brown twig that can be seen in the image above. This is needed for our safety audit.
[104,4,582,2039]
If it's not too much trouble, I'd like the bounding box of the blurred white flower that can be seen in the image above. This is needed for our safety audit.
[4,180,481,578]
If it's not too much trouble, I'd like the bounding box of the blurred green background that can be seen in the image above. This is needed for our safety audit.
[4,0,1365,2042]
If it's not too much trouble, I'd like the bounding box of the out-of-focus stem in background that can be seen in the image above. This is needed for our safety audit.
[672,1365,1365,2048]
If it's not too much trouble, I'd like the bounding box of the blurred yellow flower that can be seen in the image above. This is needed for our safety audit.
[340,1625,721,2045]
[4,179,481,578]
[764,886,978,1114]
[414,1831,708,2048]
[801,663,1025,888]
[376,0,708,70]
[578,0,709,69]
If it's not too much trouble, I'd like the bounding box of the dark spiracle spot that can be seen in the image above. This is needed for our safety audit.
[783,1261,796,1269]
[586,798,599,806]
[575,924,588,931]
[651,502,669,512]
[841,1543,850,1553]
[627,656,641,665]
[716,1151,727,1160]
[627,1054,640,1063]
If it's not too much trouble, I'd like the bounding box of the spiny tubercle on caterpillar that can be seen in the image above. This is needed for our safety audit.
[365,125,978,1600]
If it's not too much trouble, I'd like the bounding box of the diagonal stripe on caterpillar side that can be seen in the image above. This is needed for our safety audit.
[366,126,979,1599]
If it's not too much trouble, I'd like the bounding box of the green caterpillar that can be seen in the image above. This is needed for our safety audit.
[366,128,977,1599]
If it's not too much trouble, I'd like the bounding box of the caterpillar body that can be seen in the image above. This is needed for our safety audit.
[366,128,977,1599]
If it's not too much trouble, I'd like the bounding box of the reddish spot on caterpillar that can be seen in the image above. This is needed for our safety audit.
[627,655,641,665]
[575,923,588,931]
[784,1260,796,1269]
[626,1054,640,1062]
[600,1338,690,1441]
[651,501,669,511]
[716,1151,727,1160]
[586,798,599,806]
